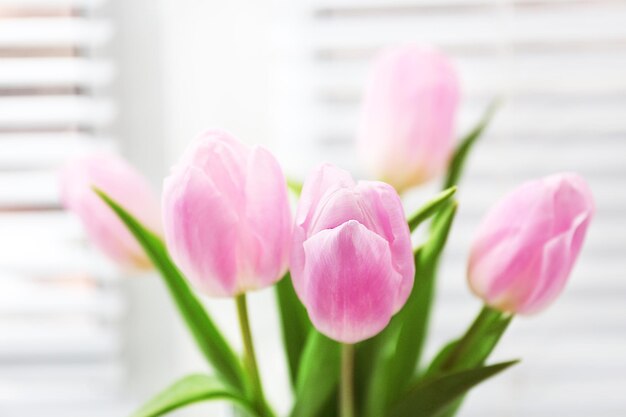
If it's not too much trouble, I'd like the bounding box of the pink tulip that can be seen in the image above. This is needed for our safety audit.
[162,130,292,297]
[291,164,415,343]
[357,44,460,192]
[468,173,594,315]
[59,153,161,270]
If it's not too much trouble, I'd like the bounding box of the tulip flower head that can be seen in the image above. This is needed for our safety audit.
[162,130,292,297]
[468,173,594,315]
[291,164,415,343]
[357,44,460,192]
[60,153,161,270]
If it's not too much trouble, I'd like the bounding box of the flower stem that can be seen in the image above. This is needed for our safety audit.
[235,294,271,417]
[340,343,355,417]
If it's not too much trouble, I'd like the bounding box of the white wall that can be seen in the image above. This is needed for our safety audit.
[157,0,278,160]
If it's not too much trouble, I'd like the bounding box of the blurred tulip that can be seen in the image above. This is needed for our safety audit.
[162,129,292,297]
[468,173,595,314]
[60,153,161,270]
[291,164,414,343]
[357,44,460,192]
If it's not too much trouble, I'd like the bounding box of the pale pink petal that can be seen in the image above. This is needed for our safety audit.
[290,225,309,300]
[518,175,594,313]
[355,181,415,311]
[163,130,292,297]
[307,187,364,236]
[468,173,594,314]
[296,163,355,229]
[357,45,460,191]
[163,165,239,297]
[291,163,357,297]
[301,221,399,343]
[291,163,415,341]
[177,130,249,210]
[242,146,292,290]
[59,153,161,270]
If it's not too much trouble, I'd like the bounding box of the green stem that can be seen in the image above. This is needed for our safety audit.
[236,294,271,417]
[340,343,355,417]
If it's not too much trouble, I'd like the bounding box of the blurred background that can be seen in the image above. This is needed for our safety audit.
[0,0,625,416]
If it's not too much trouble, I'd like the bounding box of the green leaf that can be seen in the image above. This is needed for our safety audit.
[357,323,401,417]
[426,306,512,377]
[290,331,341,417]
[443,98,501,190]
[407,186,457,232]
[423,307,513,417]
[386,204,458,394]
[94,188,246,393]
[275,273,312,387]
[362,203,458,417]
[434,400,463,417]
[387,360,519,417]
[424,339,460,378]
[130,374,256,417]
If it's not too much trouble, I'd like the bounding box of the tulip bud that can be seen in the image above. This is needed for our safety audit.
[357,44,460,192]
[162,130,292,297]
[59,153,161,270]
[291,164,415,343]
[468,173,594,314]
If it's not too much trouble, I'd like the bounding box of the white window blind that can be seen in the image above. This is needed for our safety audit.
[0,1,130,416]
[272,1,626,416]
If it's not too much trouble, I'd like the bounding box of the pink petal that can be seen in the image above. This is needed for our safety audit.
[163,165,239,297]
[468,173,594,314]
[242,146,292,290]
[355,181,415,311]
[291,164,415,325]
[291,163,357,296]
[301,220,399,343]
[296,163,356,229]
[59,153,161,269]
[163,130,293,297]
[357,45,460,190]
[177,130,249,210]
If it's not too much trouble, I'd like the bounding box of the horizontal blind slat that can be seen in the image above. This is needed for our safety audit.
[0,58,114,88]
[0,0,107,7]
[0,134,117,169]
[0,18,113,48]
[0,96,115,128]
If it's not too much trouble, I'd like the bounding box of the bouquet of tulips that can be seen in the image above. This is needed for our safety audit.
[60,46,594,417]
